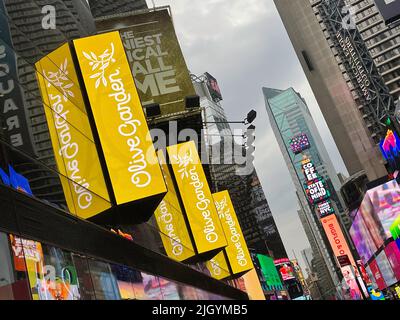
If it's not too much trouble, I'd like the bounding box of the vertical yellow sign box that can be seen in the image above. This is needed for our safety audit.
[36,43,111,219]
[154,150,195,262]
[73,31,166,207]
[167,141,227,255]
[213,191,254,275]
[206,251,231,280]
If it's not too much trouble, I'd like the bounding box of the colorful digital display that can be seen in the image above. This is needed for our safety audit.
[301,157,319,182]
[305,177,330,205]
[379,129,400,165]
[290,133,311,155]
[384,241,400,281]
[274,258,296,281]
[321,215,358,272]
[365,179,400,239]
[357,190,386,250]
[74,31,167,207]
[375,251,397,288]
[350,211,378,264]
[257,254,283,291]
[369,259,386,291]
[316,200,335,218]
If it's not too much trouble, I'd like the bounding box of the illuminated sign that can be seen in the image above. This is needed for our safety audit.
[167,141,227,255]
[154,150,195,262]
[379,129,400,169]
[301,157,319,182]
[321,214,357,271]
[206,252,231,280]
[257,254,283,290]
[290,133,310,155]
[213,190,253,275]
[316,200,335,218]
[305,177,330,204]
[73,31,167,207]
[274,258,296,281]
[36,43,112,219]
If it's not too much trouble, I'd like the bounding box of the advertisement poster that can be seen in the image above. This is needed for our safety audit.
[369,259,387,291]
[384,241,400,281]
[366,179,400,239]
[341,265,362,300]
[96,9,196,115]
[349,212,378,264]
[274,258,296,281]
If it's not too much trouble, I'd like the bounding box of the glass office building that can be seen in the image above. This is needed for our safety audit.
[263,87,345,299]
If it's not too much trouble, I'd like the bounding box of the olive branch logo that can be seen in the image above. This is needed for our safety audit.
[44,58,74,102]
[215,197,228,212]
[82,43,116,89]
[172,149,193,179]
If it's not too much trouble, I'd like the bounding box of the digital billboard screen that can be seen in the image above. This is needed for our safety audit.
[384,241,400,281]
[365,179,400,239]
[290,133,311,155]
[375,251,397,288]
[374,0,400,25]
[349,211,378,264]
[304,177,330,205]
[358,190,386,249]
[316,200,335,219]
[274,258,296,281]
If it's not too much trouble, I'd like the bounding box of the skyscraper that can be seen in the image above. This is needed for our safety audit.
[1,0,96,206]
[263,87,344,298]
[88,0,148,18]
[274,0,389,181]
[193,73,289,260]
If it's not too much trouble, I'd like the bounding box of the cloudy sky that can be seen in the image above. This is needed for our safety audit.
[146,0,349,271]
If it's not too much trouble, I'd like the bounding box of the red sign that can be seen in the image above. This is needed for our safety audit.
[384,241,400,281]
[369,259,387,291]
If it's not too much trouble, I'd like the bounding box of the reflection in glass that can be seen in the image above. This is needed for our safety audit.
[0,233,31,300]
[87,259,120,300]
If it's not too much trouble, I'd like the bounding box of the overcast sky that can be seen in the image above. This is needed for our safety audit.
[146,0,349,272]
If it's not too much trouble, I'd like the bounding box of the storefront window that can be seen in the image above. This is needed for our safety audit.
[87,259,121,300]
[0,233,31,300]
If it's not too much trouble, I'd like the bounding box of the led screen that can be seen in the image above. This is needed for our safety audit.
[384,241,400,281]
[274,258,296,281]
[349,211,378,264]
[366,179,400,239]
[375,251,397,288]
[358,190,386,249]
[290,133,311,155]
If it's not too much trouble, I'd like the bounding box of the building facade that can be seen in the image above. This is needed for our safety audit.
[274,0,389,181]
[263,87,344,298]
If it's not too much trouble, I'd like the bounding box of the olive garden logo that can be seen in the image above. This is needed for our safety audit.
[44,59,93,210]
[81,42,152,189]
